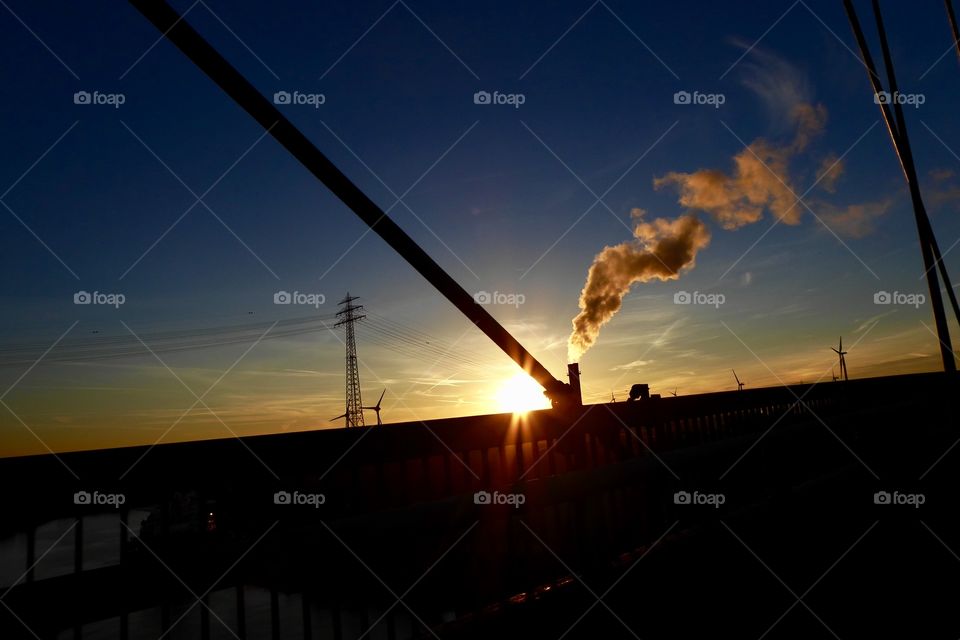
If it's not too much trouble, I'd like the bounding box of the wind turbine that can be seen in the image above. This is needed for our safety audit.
[832,337,848,381]
[362,388,386,426]
[669,387,678,397]
[732,369,745,391]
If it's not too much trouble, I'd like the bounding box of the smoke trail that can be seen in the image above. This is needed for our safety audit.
[567,104,817,361]
[568,212,710,362]
[564,102,871,360]
[565,46,892,362]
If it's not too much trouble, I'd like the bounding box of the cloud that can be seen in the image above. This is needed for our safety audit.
[816,153,844,192]
[655,110,892,238]
[930,168,954,183]
[733,39,812,131]
[817,198,893,238]
[612,359,653,371]
[924,168,960,211]
[654,46,835,230]
[654,53,889,240]
[654,106,824,229]
[854,309,897,334]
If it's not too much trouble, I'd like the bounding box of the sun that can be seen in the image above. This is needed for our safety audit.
[494,373,552,415]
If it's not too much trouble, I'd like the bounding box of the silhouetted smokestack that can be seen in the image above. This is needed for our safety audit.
[567,363,582,407]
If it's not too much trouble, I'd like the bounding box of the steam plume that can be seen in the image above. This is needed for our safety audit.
[568,212,710,362]
[565,46,891,362]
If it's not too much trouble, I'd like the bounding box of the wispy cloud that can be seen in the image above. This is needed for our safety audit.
[612,359,653,371]
[818,199,893,239]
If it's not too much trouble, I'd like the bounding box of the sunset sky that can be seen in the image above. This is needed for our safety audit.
[3,0,960,456]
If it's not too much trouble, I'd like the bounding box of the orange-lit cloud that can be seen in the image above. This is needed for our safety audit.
[654,103,827,229]
[818,199,892,238]
[816,153,844,193]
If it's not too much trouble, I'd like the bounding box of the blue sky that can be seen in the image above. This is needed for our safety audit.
[3,0,960,455]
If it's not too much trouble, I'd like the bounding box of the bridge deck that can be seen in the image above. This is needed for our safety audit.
[0,371,957,638]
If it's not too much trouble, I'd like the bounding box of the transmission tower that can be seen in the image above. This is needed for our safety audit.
[334,293,365,427]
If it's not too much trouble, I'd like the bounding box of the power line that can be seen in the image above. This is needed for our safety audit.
[0,308,500,378]
[361,319,490,369]
[0,314,339,366]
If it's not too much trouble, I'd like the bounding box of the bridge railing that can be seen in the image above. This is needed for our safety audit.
[0,371,955,638]
[0,372,946,557]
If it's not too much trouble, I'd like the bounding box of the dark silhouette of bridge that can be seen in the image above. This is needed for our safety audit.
[1,371,958,638]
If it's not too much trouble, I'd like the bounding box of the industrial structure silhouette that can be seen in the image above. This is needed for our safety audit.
[331,294,366,428]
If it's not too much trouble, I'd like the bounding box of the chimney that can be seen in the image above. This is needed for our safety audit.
[567,363,583,407]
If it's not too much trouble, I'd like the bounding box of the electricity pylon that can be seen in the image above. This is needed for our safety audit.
[332,293,365,427]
